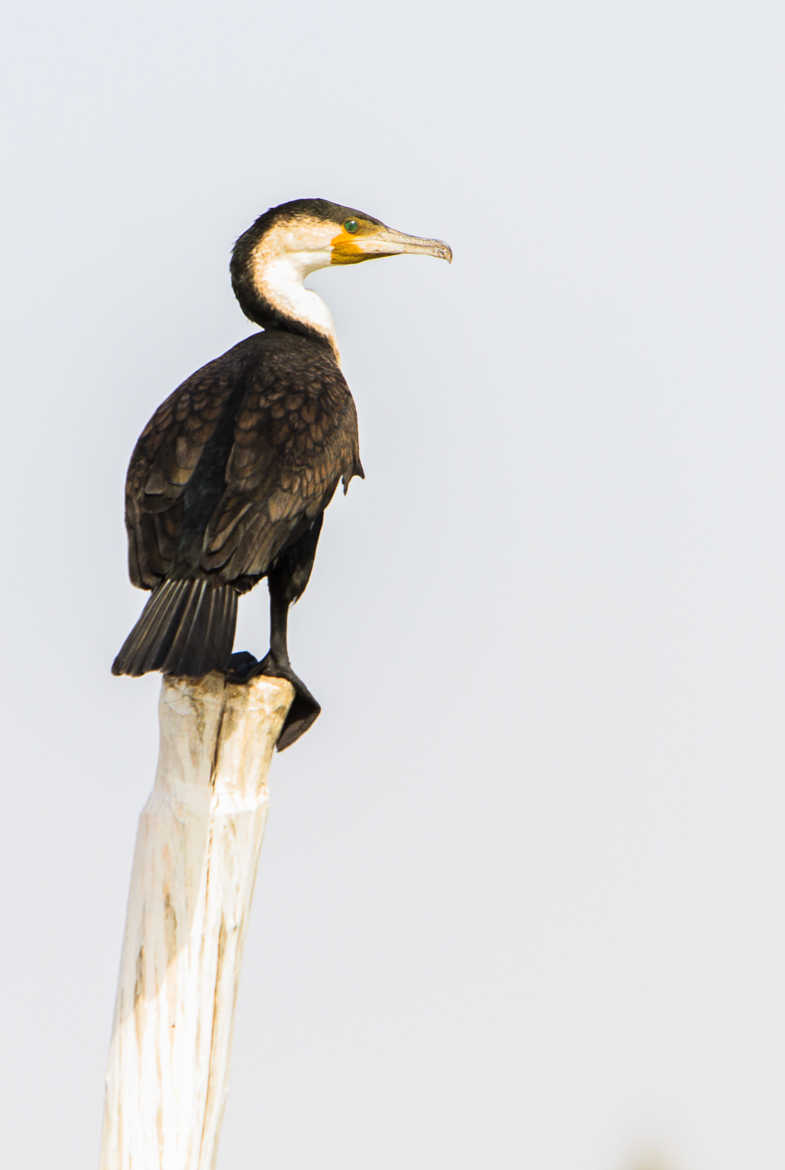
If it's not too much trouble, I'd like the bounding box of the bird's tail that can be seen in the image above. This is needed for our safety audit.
[112,578,238,678]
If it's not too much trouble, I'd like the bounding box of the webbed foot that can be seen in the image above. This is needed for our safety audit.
[224,651,320,750]
[225,651,258,681]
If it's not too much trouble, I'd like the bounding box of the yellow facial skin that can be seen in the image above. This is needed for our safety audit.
[330,220,377,265]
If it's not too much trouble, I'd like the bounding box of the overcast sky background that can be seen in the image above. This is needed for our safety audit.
[3,1,784,1167]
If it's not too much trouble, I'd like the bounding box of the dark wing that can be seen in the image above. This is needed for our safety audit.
[124,339,362,591]
[125,361,241,588]
[201,358,362,582]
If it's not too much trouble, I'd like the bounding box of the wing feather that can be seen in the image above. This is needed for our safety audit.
[124,360,242,586]
[201,356,361,581]
[124,335,362,590]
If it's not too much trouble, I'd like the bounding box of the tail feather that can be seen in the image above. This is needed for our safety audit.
[124,578,186,672]
[112,578,238,678]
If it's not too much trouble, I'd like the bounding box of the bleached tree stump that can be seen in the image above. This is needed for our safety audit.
[100,671,294,1170]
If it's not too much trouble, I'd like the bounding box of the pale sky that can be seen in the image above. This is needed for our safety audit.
[3,1,785,1167]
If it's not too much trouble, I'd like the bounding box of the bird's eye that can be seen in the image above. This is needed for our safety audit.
[344,219,359,234]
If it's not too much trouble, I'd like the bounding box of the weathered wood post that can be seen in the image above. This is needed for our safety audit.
[100,670,293,1170]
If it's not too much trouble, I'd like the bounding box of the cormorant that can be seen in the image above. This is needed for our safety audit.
[112,198,452,749]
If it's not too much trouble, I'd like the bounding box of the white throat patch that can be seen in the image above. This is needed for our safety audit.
[250,217,340,359]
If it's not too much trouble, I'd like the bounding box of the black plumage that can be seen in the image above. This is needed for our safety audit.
[113,198,450,748]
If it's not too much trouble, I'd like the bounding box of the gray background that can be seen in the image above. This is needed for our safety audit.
[3,1,783,1166]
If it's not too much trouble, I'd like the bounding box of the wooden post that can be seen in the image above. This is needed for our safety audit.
[100,671,294,1170]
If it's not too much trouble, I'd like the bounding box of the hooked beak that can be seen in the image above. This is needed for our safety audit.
[332,224,453,265]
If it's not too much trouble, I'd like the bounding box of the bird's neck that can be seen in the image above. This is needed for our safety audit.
[238,249,340,361]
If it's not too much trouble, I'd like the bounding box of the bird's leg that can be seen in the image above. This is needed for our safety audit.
[225,521,324,748]
[230,573,318,750]
[267,584,291,668]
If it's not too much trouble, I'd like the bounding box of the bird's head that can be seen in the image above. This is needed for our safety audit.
[231,198,452,350]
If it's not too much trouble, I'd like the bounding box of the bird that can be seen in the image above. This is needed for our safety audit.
[112,197,452,749]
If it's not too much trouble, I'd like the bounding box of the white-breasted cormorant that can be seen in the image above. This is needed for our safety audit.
[112,198,452,748]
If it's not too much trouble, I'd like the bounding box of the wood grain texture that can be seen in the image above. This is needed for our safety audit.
[100,672,294,1170]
